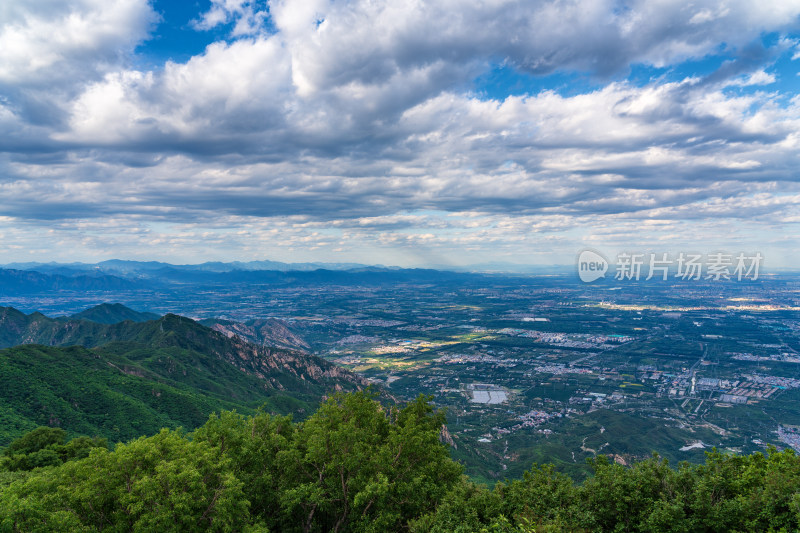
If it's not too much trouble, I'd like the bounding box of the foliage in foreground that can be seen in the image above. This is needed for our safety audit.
[0,391,459,532]
[3,391,800,532]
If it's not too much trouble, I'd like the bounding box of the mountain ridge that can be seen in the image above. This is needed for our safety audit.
[67,303,160,324]
[0,306,370,445]
[0,268,140,294]
[2,259,377,275]
[0,306,363,390]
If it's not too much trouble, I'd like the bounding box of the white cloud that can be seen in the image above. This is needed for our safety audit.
[2,0,800,264]
[31,74,800,225]
[725,69,777,86]
[0,0,156,85]
[194,0,270,37]
[59,37,291,145]
[269,0,800,94]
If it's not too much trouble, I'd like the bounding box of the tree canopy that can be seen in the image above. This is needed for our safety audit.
[3,391,800,532]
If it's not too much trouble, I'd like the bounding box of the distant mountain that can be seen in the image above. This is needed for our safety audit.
[200,317,310,352]
[0,308,368,444]
[68,303,160,324]
[2,259,374,277]
[1,258,574,277]
[1,261,495,291]
[0,268,139,294]
[146,267,481,287]
[173,260,372,272]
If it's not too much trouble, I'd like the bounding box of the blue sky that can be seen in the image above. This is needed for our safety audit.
[1,0,800,269]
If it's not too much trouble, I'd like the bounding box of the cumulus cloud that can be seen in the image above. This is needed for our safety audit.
[0,0,157,86]
[271,0,800,93]
[8,74,800,222]
[193,0,271,37]
[1,0,800,264]
[59,37,291,150]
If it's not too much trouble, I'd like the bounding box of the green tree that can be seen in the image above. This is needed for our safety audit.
[4,427,66,457]
[0,429,250,532]
[580,453,684,532]
[409,476,503,533]
[278,391,462,532]
[193,409,293,529]
[681,447,800,532]
[495,463,583,530]
[2,427,107,472]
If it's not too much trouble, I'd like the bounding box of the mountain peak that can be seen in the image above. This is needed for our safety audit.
[70,303,160,324]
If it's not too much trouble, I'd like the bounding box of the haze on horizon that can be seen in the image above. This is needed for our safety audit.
[1,0,800,269]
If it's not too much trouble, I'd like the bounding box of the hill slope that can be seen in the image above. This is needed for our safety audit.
[0,307,348,390]
[0,344,257,445]
[0,308,368,445]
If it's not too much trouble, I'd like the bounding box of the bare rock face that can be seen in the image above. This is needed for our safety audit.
[181,317,369,393]
[196,317,372,392]
[439,424,457,450]
[207,318,310,352]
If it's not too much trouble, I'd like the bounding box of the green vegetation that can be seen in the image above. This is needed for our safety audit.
[0,391,459,532]
[0,344,263,446]
[67,303,160,324]
[0,310,366,447]
[3,391,800,532]
[2,427,107,472]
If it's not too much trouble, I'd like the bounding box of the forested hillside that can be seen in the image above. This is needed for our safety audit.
[0,308,367,446]
[3,391,800,532]
[67,303,160,324]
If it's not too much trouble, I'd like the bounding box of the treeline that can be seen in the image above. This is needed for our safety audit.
[2,391,800,532]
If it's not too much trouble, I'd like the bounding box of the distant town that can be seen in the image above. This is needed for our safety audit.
[4,264,800,481]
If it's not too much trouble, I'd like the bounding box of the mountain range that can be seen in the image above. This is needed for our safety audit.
[0,260,506,298]
[0,268,141,294]
[2,259,375,275]
[0,304,367,446]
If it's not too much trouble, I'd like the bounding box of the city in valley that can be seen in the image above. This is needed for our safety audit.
[5,265,800,482]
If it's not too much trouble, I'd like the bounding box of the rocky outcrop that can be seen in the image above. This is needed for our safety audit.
[205,317,310,352]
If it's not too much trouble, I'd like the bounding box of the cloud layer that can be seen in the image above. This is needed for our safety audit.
[1,0,800,265]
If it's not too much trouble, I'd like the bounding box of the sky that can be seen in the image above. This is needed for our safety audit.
[1,0,800,269]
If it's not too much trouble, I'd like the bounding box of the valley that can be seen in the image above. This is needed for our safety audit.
[3,264,800,483]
